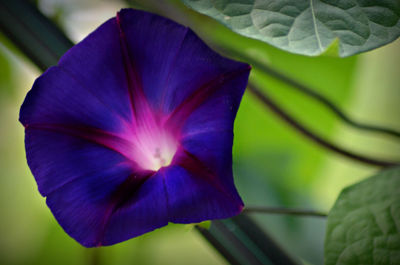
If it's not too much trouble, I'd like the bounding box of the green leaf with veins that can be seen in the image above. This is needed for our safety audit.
[325,167,400,265]
[181,0,400,57]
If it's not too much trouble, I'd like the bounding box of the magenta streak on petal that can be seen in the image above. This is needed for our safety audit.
[25,123,139,167]
[173,147,243,210]
[159,168,170,220]
[116,12,154,127]
[96,171,153,246]
[26,120,179,173]
[115,13,180,171]
[164,66,251,132]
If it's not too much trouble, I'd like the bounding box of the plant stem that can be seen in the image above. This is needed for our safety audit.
[248,82,399,167]
[217,45,400,141]
[196,214,301,265]
[88,248,101,265]
[196,225,242,265]
[243,206,327,218]
[255,62,400,140]
[0,0,73,70]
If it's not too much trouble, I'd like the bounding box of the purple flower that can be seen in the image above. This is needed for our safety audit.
[19,9,250,247]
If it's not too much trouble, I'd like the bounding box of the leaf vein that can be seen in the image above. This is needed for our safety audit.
[310,0,323,52]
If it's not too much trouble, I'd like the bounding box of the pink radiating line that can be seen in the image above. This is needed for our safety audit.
[115,12,180,171]
[173,147,243,209]
[165,66,251,132]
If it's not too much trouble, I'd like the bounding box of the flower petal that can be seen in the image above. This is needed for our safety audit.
[27,128,168,247]
[26,129,137,247]
[20,8,250,247]
[116,9,248,114]
[46,168,166,247]
[179,67,250,176]
[25,128,135,197]
[58,17,133,121]
[164,161,243,223]
[20,66,127,134]
[101,171,168,246]
[116,9,187,113]
[45,164,134,247]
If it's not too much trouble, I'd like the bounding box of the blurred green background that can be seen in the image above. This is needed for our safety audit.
[0,0,399,264]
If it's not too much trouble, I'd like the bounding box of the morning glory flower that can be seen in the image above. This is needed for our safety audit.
[19,9,250,247]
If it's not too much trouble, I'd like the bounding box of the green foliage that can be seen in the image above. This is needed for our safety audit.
[0,43,13,99]
[325,167,400,265]
[181,0,400,57]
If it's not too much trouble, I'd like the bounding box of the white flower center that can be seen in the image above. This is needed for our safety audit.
[131,124,178,171]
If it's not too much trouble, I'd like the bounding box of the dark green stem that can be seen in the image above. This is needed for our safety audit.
[88,248,101,265]
[0,0,73,70]
[248,82,399,167]
[196,225,242,265]
[196,214,301,265]
[218,45,400,141]
[243,206,327,218]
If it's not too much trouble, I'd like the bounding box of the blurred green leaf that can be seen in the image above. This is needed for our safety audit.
[181,0,400,57]
[0,43,13,99]
[325,166,400,265]
[197,220,212,229]
[320,38,340,57]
